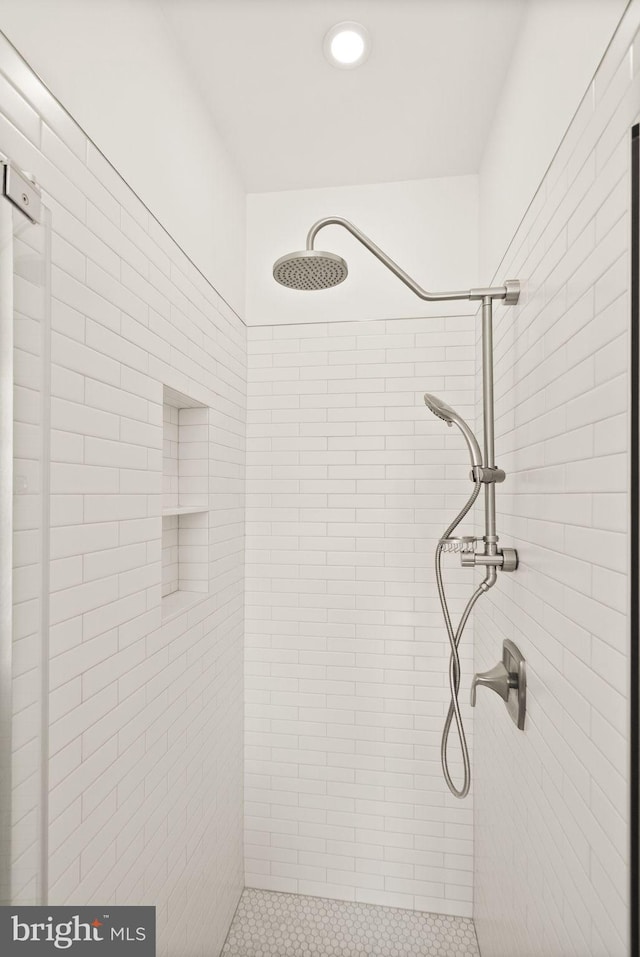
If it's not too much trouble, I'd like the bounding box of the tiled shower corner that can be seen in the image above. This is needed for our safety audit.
[245,315,478,916]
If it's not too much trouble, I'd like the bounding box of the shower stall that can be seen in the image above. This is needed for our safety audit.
[0,2,637,956]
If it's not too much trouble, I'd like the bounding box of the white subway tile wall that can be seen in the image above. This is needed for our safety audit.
[161,515,179,597]
[245,316,480,916]
[161,401,180,597]
[162,401,180,510]
[473,5,640,956]
[0,33,246,957]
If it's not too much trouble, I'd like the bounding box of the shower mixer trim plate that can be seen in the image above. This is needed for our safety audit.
[471,639,527,730]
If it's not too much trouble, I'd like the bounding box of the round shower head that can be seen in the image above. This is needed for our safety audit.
[273,250,348,291]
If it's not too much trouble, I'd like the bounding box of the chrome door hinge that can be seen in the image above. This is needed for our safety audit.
[2,159,41,224]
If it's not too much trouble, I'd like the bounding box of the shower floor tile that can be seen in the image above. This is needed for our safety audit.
[221,888,480,957]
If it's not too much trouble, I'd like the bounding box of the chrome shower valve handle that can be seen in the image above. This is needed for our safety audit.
[470,661,515,706]
[471,639,527,730]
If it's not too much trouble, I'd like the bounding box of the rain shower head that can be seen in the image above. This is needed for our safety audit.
[273,217,520,304]
[273,250,348,291]
[424,393,483,470]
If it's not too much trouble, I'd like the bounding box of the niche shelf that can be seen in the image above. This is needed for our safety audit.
[162,386,210,620]
[162,505,207,516]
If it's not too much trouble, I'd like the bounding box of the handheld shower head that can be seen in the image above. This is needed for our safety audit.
[424,393,483,470]
[273,250,348,290]
[424,393,457,425]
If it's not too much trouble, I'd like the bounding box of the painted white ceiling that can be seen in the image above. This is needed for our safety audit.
[159,0,527,193]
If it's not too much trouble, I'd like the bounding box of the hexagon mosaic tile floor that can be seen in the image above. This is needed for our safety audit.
[221,888,480,957]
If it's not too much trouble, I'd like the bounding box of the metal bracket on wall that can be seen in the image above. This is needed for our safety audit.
[460,545,518,572]
[1,159,41,224]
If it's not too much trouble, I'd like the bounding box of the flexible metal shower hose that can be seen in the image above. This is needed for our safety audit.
[435,475,485,799]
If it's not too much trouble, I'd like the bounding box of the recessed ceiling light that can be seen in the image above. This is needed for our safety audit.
[323,21,371,69]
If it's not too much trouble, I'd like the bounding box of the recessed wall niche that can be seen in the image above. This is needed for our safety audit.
[162,385,210,619]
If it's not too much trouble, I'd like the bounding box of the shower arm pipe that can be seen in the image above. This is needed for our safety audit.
[306,217,518,303]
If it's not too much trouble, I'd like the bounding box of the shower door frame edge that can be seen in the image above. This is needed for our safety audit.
[630,121,639,957]
[0,156,50,906]
[0,162,15,907]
